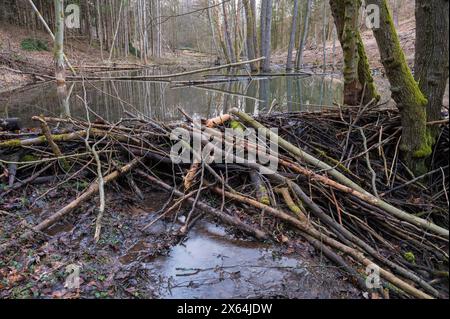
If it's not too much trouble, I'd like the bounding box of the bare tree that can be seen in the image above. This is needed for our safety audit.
[54,0,65,85]
[260,0,273,72]
[295,0,313,70]
[243,0,258,71]
[222,1,236,62]
[286,0,299,70]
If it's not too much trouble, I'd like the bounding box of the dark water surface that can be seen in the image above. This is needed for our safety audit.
[1,68,343,127]
[145,221,357,299]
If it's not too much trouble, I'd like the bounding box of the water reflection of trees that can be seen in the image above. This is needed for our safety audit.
[1,74,343,127]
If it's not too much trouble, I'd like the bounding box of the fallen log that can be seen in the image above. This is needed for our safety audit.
[0,127,146,149]
[0,130,87,148]
[65,57,266,82]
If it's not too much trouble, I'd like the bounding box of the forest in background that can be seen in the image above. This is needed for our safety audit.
[2,0,443,172]
[0,0,412,63]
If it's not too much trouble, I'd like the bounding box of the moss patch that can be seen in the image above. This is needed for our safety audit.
[403,251,416,264]
[20,38,49,52]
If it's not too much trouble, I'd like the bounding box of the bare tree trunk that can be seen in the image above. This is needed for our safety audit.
[243,0,258,71]
[222,1,236,63]
[108,0,124,61]
[54,0,65,85]
[367,0,431,173]
[142,0,148,63]
[213,0,230,63]
[96,0,104,60]
[259,0,267,71]
[260,0,273,72]
[53,0,69,119]
[295,0,312,70]
[322,0,328,73]
[286,0,299,70]
[154,0,162,58]
[251,0,258,58]
[207,0,221,60]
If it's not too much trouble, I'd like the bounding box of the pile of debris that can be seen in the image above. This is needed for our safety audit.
[0,105,448,299]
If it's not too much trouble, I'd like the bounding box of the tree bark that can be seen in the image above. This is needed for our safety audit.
[286,0,299,70]
[330,0,380,105]
[243,0,258,71]
[96,0,104,60]
[367,0,431,173]
[53,0,67,122]
[295,0,312,70]
[342,0,361,105]
[222,1,236,63]
[322,0,328,73]
[251,0,258,58]
[207,0,221,61]
[415,0,449,142]
[260,0,273,72]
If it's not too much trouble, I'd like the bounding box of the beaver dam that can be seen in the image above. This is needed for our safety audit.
[0,99,448,299]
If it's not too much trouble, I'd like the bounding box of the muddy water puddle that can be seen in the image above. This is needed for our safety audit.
[121,220,358,299]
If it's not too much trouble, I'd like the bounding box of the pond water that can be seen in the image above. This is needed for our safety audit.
[0,67,343,127]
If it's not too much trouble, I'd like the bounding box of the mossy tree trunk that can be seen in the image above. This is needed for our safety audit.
[415,0,449,142]
[342,0,361,105]
[329,0,379,105]
[367,0,431,174]
[54,0,70,117]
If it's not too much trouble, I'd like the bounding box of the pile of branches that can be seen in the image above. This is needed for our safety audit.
[0,105,448,299]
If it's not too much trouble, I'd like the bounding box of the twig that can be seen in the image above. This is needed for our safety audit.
[359,127,379,198]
